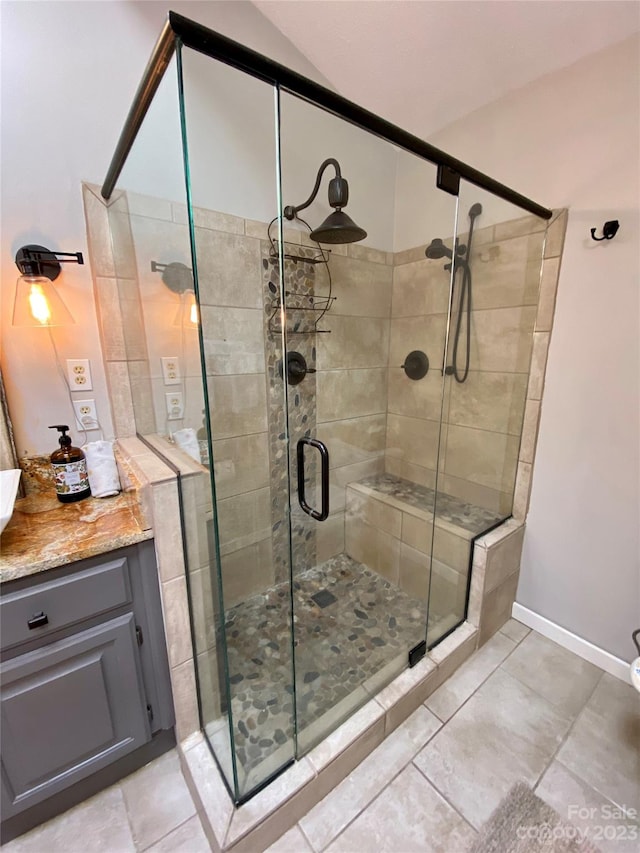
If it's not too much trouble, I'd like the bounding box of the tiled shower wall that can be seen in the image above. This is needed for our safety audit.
[387,216,548,515]
[87,186,563,591]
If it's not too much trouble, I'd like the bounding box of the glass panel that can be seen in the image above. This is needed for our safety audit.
[428,181,547,646]
[107,57,237,791]
[177,46,296,801]
[279,90,458,753]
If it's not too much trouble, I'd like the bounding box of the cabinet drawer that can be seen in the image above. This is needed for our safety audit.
[0,558,132,651]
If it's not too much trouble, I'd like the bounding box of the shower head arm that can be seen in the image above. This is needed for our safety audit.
[284,158,347,220]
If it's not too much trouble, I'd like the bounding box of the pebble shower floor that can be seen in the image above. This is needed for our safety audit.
[216,553,438,789]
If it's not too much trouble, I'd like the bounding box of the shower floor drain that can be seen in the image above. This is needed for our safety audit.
[311,589,337,609]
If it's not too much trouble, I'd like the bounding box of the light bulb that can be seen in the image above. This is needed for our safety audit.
[189,299,199,326]
[13,274,74,326]
[28,281,52,325]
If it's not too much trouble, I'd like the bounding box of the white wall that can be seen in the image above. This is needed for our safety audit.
[0,0,329,456]
[424,36,639,662]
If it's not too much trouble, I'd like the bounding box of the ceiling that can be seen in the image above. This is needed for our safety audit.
[254,0,640,136]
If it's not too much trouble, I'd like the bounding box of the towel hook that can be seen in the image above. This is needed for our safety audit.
[590,220,619,242]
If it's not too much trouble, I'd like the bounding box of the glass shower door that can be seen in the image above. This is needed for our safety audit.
[427,179,547,646]
[177,47,297,802]
[279,90,458,753]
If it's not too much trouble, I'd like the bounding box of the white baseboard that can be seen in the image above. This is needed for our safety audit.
[512,603,632,685]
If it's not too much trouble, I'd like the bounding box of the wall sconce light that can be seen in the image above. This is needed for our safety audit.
[150,260,198,327]
[13,244,84,326]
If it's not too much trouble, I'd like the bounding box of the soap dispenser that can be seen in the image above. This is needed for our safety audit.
[49,425,91,503]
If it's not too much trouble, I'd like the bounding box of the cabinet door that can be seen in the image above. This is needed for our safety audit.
[1,613,150,818]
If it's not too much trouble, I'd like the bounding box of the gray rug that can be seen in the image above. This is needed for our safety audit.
[470,782,600,853]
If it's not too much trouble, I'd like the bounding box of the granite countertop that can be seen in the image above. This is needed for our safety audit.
[0,453,153,584]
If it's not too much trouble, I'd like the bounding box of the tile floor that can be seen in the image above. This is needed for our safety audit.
[4,620,639,853]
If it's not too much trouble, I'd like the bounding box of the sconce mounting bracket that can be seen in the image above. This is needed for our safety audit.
[15,245,61,281]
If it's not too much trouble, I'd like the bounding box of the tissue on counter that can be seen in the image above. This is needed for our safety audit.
[82,440,121,498]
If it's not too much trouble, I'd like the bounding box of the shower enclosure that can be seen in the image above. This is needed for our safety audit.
[100,13,551,803]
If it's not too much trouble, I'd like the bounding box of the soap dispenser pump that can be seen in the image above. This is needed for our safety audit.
[49,425,91,503]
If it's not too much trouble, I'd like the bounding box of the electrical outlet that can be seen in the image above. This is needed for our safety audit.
[165,392,184,420]
[72,399,99,430]
[66,359,93,391]
[161,356,181,385]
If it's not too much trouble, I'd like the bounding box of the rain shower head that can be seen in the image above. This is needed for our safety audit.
[284,158,367,245]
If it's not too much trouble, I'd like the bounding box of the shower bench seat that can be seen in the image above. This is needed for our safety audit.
[344,473,506,626]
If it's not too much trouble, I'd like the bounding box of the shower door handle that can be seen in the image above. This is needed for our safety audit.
[297,437,329,522]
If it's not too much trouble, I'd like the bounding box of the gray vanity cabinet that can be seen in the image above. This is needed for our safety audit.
[0,541,174,821]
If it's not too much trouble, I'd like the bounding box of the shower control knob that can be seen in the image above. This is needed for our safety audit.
[402,351,429,381]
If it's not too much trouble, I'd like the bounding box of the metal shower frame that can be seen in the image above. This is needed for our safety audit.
[101,10,553,222]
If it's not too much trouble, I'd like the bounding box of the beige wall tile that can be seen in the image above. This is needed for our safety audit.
[118,286,149,361]
[108,209,138,280]
[469,306,536,373]
[171,659,201,742]
[216,487,271,554]
[387,367,446,421]
[401,513,433,555]
[478,570,520,646]
[444,424,520,494]
[220,538,274,606]
[95,277,127,360]
[161,576,194,668]
[317,368,387,421]
[345,518,400,584]
[317,315,389,370]
[448,371,528,435]
[128,360,156,435]
[536,256,560,332]
[347,243,388,265]
[201,306,265,375]
[386,413,442,471]
[126,192,173,221]
[493,214,547,241]
[544,209,568,258]
[398,542,431,601]
[188,567,216,654]
[393,245,429,266]
[194,648,222,726]
[83,184,116,278]
[398,460,438,489]
[469,232,543,310]
[316,254,392,317]
[195,229,261,309]
[346,488,402,538]
[329,457,384,512]
[439,472,507,514]
[519,399,540,464]
[207,373,268,440]
[512,461,532,521]
[105,361,137,438]
[527,332,550,400]
[193,207,244,235]
[211,432,269,498]
[433,526,472,574]
[484,526,525,594]
[244,218,301,244]
[317,512,345,562]
[152,480,184,582]
[317,414,386,467]
[392,260,450,317]
[389,315,447,368]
